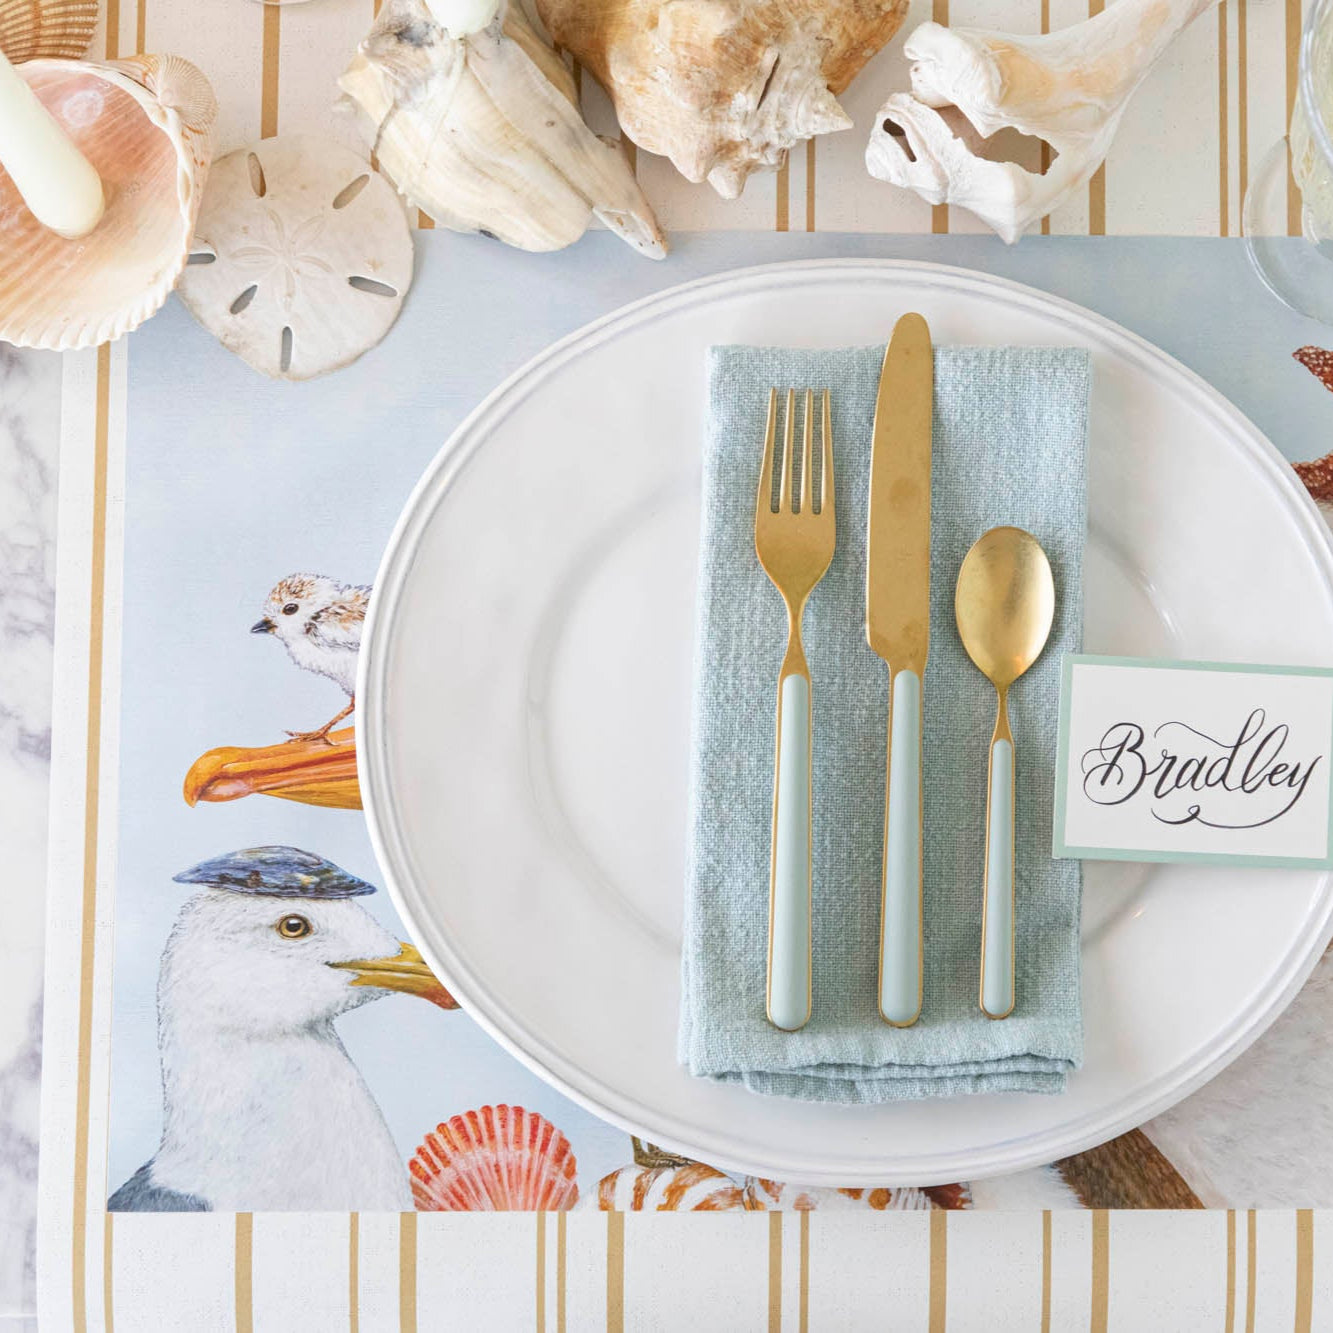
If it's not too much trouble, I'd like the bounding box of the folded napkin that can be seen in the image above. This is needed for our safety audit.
[680,344,1091,1102]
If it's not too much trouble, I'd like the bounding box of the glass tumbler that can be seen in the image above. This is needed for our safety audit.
[1244,0,1333,324]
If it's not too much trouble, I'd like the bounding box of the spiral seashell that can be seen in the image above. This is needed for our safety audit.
[592,1162,747,1211]
[743,1178,973,1210]
[0,52,217,350]
[0,0,98,62]
[410,1105,579,1211]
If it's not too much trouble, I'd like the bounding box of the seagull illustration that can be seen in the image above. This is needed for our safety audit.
[108,846,456,1213]
[251,574,369,743]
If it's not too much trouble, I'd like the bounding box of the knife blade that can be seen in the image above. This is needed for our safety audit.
[866,311,932,1027]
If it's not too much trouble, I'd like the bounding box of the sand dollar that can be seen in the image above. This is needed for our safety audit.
[178,134,413,381]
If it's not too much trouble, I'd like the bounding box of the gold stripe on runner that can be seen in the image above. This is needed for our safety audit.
[103,1213,114,1333]
[1287,0,1302,234]
[805,139,816,231]
[349,1214,360,1333]
[1040,1212,1052,1333]
[71,343,112,1333]
[606,1211,625,1333]
[1219,1,1230,235]
[798,1212,809,1333]
[399,1213,417,1333]
[235,1214,254,1333]
[1225,1210,1236,1333]
[768,1213,782,1333]
[261,3,280,139]
[537,1213,547,1333]
[1245,1210,1257,1333]
[1238,0,1248,202]
[776,157,790,232]
[928,1212,947,1333]
[1088,0,1106,233]
[557,1210,568,1333]
[932,0,948,233]
[1040,0,1052,234]
[1090,1211,1109,1333]
[104,0,119,57]
[1295,1210,1314,1333]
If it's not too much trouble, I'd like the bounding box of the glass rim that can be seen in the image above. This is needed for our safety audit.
[1301,0,1333,169]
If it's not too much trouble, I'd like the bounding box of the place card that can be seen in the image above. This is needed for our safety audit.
[1054,655,1333,867]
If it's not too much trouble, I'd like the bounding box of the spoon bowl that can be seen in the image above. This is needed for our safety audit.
[954,526,1056,1020]
[955,526,1056,688]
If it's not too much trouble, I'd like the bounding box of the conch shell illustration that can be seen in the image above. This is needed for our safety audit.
[0,52,217,348]
[338,0,666,257]
[534,0,909,199]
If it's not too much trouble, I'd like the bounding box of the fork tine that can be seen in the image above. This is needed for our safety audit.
[801,389,813,515]
[780,388,795,512]
[821,389,834,517]
[757,387,777,517]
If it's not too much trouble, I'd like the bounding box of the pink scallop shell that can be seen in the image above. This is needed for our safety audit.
[0,54,216,349]
[410,1105,579,1211]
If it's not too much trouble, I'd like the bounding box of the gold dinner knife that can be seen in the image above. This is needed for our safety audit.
[866,312,933,1027]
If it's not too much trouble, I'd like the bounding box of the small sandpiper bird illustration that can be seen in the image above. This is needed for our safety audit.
[107,846,456,1213]
[252,574,369,742]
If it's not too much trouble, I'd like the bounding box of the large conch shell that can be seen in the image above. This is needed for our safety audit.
[535,0,909,199]
[337,0,666,257]
[0,53,216,349]
[865,0,1218,242]
[0,0,97,61]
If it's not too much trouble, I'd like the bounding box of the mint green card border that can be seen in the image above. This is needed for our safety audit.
[1052,653,1333,869]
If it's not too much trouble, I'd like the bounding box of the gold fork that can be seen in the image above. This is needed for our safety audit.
[754,388,836,1031]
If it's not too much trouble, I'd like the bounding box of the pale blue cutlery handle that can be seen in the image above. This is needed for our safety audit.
[981,738,1016,1019]
[768,673,812,1031]
[880,669,923,1027]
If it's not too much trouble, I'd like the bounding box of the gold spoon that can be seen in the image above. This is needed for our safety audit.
[955,527,1056,1019]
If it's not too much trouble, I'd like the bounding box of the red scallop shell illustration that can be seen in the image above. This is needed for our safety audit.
[409,1105,579,1211]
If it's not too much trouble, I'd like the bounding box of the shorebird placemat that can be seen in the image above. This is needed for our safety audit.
[37,232,1330,1330]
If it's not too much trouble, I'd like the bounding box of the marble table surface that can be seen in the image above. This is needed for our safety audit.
[2,333,1331,1323]
[0,344,58,1328]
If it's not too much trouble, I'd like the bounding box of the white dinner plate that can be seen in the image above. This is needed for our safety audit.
[360,260,1333,1186]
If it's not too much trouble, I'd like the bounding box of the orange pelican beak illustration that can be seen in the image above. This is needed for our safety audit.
[183,728,360,809]
[330,941,458,1009]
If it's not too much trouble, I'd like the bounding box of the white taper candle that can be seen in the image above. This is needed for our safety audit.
[422,0,501,38]
[0,48,105,239]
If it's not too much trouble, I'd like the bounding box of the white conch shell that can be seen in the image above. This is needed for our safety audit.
[0,53,216,349]
[337,0,666,258]
[177,135,414,381]
[865,0,1219,243]
[535,0,909,199]
[0,0,98,61]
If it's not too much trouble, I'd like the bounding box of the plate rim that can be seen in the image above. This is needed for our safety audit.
[360,257,1333,1185]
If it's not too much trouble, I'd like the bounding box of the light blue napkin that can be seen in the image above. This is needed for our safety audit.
[680,344,1090,1102]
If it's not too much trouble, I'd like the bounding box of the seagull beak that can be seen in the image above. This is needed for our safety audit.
[330,942,458,1009]
[251,618,275,634]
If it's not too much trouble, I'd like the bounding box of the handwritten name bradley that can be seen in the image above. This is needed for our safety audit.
[1080,709,1323,829]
